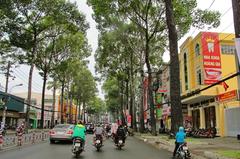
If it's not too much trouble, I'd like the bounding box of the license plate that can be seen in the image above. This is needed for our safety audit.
[96,140,101,144]
[57,132,64,135]
[75,143,81,147]
[183,146,188,150]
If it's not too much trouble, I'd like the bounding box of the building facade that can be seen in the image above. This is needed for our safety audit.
[0,91,25,129]
[179,32,239,136]
[57,96,78,124]
[14,92,59,128]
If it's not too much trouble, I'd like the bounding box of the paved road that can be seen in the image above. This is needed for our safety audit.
[0,135,172,159]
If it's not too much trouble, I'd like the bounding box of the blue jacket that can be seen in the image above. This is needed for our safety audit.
[175,127,186,143]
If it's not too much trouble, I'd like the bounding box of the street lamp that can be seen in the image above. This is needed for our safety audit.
[1,83,23,128]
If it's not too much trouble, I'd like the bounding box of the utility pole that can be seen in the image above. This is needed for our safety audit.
[232,0,240,95]
[2,61,11,127]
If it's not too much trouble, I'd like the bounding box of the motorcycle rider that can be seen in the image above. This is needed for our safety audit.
[115,124,126,145]
[106,124,111,134]
[173,126,186,158]
[72,120,86,149]
[93,123,104,145]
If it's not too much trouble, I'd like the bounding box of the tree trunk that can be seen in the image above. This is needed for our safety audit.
[51,81,56,128]
[130,52,136,130]
[69,94,73,124]
[83,101,86,124]
[164,0,183,132]
[40,71,47,129]
[145,30,156,135]
[232,0,240,38]
[78,97,81,120]
[121,81,126,125]
[61,81,65,124]
[66,81,69,123]
[139,69,145,133]
[25,64,34,129]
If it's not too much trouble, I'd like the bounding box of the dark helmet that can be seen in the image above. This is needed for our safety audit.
[78,120,83,125]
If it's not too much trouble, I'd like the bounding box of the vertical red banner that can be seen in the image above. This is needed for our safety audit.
[202,32,222,85]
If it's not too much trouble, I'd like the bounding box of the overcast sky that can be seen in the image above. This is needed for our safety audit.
[0,0,234,99]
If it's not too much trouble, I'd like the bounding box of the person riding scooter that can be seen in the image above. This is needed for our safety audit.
[115,125,126,145]
[72,120,86,149]
[93,124,104,145]
[173,126,186,158]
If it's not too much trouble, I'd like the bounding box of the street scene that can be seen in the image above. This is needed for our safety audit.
[0,0,240,159]
[0,135,172,159]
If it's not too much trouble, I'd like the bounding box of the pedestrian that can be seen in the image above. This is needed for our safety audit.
[173,126,186,158]
[16,123,25,146]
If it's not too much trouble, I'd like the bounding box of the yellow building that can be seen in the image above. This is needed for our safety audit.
[179,32,240,137]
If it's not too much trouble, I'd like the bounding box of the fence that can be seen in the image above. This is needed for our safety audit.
[0,131,49,150]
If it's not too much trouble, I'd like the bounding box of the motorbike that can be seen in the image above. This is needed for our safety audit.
[106,132,112,139]
[72,137,84,157]
[115,137,124,150]
[175,142,191,159]
[94,135,103,151]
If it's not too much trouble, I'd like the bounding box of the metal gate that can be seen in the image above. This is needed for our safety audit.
[225,107,240,136]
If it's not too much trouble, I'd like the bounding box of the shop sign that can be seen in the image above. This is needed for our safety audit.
[127,115,132,125]
[235,38,240,64]
[155,93,162,105]
[0,111,20,118]
[202,32,222,85]
[217,90,237,102]
[156,108,162,119]
[162,106,171,116]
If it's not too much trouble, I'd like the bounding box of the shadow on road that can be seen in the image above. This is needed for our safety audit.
[50,140,72,145]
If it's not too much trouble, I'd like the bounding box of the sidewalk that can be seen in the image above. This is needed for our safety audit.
[134,133,240,159]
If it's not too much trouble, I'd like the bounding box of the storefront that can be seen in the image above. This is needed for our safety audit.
[192,109,200,129]
[0,92,24,129]
[29,110,37,128]
[0,110,20,129]
[188,98,217,131]
[204,106,216,129]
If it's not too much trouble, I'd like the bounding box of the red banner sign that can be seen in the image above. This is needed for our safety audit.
[218,90,237,102]
[202,32,222,84]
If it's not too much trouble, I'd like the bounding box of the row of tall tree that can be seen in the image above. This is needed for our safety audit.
[0,0,104,128]
[88,0,221,133]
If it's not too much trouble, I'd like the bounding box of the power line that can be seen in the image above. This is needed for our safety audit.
[188,6,232,43]
[207,0,216,10]
[13,69,41,92]
[13,67,43,90]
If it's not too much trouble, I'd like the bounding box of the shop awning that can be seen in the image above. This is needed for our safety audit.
[181,94,215,104]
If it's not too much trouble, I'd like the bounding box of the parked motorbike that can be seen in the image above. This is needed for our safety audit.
[175,142,191,159]
[94,135,103,151]
[72,137,84,157]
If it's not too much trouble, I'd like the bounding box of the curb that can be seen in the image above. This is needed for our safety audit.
[204,151,235,159]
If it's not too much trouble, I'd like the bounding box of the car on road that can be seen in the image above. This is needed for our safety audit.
[85,123,94,134]
[49,124,74,144]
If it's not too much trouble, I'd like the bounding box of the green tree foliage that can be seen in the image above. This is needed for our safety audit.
[88,0,220,133]
[87,96,106,115]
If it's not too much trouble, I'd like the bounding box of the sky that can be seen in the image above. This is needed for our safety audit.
[0,0,235,99]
